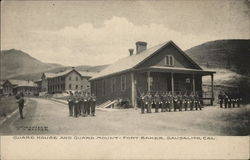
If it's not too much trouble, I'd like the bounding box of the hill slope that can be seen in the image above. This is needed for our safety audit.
[0,49,63,79]
[185,39,250,75]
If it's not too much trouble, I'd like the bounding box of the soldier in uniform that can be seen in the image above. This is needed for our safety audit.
[224,92,229,108]
[228,93,232,108]
[79,92,84,116]
[168,92,173,112]
[218,91,224,108]
[16,92,25,119]
[90,93,97,116]
[236,94,241,108]
[82,92,88,117]
[140,92,146,114]
[161,92,167,112]
[195,92,202,110]
[154,92,161,113]
[73,91,80,117]
[67,91,74,116]
[146,91,152,113]
[190,92,195,111]
[177,92,183,111]
[85,92,91,116]
[183,92,188,111]
[173,93,178,112]
[232,94,236,108]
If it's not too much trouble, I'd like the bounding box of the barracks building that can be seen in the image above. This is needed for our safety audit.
[41,68,96,94]
[2,79,38,96]
[90,41,215,107]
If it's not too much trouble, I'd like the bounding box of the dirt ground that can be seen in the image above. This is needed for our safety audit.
[0,98,249,135]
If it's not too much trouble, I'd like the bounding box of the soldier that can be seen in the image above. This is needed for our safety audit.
[90,93,97,116]
[196,92,202,110]
[161,92,167,112]
[140,92,146,114]
[146,91,152,113]
[183,92,188,111]
[79,92,85,116]
[82,92,88,117]
[74,91,80,117]
[67,91,74,116]
[228,93,232,108]
[168,92,173,112]
[173,93,178,112]
[177,92,183,111]
[154,92,161,113]
[224,92,229,108]
[16,92,25,119]
[84,92,90,116]
[190,92,195,111]
[218,91,224,108]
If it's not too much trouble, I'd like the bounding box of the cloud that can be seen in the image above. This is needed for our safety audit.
[10,16,221,66]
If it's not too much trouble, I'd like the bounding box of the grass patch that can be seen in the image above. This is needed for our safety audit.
[0,96,18,120]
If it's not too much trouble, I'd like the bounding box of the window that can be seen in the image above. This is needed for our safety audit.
[81,85,83,89]
[69,84,71,89]
[121,75,126,91]
[76,85,78,89]
[111,78,116,92]
[165,55,174,66]
[76,77,78,81]
[69,77,71,81]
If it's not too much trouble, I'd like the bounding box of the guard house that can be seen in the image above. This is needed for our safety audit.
[90,41,215,107]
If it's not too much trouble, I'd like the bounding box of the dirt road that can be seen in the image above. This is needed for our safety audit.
[0,98,249,135]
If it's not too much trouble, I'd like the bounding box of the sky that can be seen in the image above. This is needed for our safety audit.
[1,0,250,66]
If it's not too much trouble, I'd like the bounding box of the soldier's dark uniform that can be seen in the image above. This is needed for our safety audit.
[161,92,167,112]
[173,94,178,112]
[190,93,195,111]
[228,94,232,108]
[224,93,228,108]
[90,94,96,116]
[74,92,80,117]
[16,92,25,119]
[168,92,173,112]
[67,92,74,116]
[140,93,146,114]
[195,93,202,110]
[146,92,152,113]
[231,93,236,108]
[154,92,161,113]
[183,93,188,111]
[177,93,183,111]
[218,92,224,108]
[79,92,85,116]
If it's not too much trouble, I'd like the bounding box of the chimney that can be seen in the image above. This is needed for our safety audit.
[136,41,147,54]
[129,49,134,56]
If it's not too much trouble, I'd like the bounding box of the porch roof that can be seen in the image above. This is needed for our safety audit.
[138,66,215,76]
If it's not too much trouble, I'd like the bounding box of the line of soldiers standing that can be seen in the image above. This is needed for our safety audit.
[67,91,97,117]
[138,91,202,114]
[218,91,242,108]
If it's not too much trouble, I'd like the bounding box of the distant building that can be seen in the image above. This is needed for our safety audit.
[41,68,97,94]
[2,79,38,96]
[90,41,215,106]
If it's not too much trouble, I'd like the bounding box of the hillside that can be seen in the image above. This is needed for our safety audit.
[186,39,250,75]
[0,49,63,80]
[9,64,109,80]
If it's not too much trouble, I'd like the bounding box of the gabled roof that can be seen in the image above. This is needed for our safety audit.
[43,69,97,79]
[4,80,37,87]
[78,71,98,78]
[91,40,202,80]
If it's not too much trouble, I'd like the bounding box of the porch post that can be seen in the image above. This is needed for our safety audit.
[192,74,196,94]
[211,74,214,105]
[171,72,174,95]
[131,72,137,109]
[147,71,151,92]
